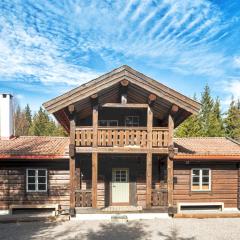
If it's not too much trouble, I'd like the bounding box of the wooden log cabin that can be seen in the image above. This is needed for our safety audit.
[0,66,240,216]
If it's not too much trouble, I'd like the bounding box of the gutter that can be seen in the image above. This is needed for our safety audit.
[174,155,240,161]
[0,155,69,160]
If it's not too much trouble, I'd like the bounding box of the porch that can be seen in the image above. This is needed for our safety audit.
[71,154,170,214]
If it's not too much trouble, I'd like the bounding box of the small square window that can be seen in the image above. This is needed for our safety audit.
[27,169,47,192]
[191,168,211,191]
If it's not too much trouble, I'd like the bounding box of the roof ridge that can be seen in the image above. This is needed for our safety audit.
[18,136,69,139]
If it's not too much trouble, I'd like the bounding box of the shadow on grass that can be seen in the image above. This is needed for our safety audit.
[86,222,149,240]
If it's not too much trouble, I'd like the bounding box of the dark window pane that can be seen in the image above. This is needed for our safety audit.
[202,177,209,183]
[28,184,35,191]
[38,177,46,183]
[28,170,35,176]
[38,170,46,176]
[38,184,46,191]
[28,177,35,184]
[202,169,209,176]
[192,170,200,176]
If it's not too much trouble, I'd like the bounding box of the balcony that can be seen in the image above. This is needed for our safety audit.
[75,127,169,153]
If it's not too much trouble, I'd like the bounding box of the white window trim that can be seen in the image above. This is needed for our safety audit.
[125,116,139,127]
[191,168,211,192]
[26,168,48,193]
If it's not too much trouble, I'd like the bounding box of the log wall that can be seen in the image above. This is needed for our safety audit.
[0,161,69,210]
[173,162,239,208]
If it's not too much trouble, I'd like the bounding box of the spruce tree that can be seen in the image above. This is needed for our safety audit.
[224,98,240,140]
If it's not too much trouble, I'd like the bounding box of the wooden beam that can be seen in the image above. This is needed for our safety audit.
[68,104,75,114]
[147,106,153,149]
[146,152,152,208]
[148,94,157,106]
[120,79,129,86]
[92,152,98,208]
[238,163,240,210]
[75,147,169,154]
[69,112,76,216]
[92,105,98,148]
[167,114,174,208]
[146,106,153,208]
[171,104,179,113]
[102,103,148,108]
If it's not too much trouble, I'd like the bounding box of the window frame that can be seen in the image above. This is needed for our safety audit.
[98,120,118,126]
[125,116,140,127]
[191,168,211,192]
[26,168,48,193]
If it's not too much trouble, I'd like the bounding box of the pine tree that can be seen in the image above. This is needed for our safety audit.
[29,107,67,136]
[14,105,29,136]
[224,98,240,140]
[175,94,201,137]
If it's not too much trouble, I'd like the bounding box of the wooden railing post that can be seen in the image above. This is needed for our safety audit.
[167,113,174,209]
[92,103,98,208]
[69,104,76,216]
[146,106,153,208]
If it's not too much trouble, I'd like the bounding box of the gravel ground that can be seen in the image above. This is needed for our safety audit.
[0,218,240,240]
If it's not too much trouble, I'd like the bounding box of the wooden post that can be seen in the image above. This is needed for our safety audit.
[92,152,98,208]
[92,103,98,208]
[238,164,240,210]
[167,113,174,208]
[146,106,153,208]
[92,105,98,148]
[69,105,76,216]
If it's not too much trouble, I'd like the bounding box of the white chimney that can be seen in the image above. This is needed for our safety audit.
[0,94,13,139]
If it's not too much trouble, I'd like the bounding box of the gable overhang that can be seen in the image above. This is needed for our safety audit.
[43,65,201,132]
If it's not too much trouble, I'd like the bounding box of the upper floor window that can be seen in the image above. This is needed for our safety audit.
[99,120,118,126]
[26,169,47,192]
[191,168,211,191]
[125,116,139,127]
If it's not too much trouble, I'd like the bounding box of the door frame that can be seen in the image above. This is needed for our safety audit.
[110,168,130,206]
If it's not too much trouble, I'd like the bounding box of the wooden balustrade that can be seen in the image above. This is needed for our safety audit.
[75,127,169,148]
[151,189,168,207]
[75,189,92,207]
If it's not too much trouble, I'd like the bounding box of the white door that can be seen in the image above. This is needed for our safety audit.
[112,168,129,204]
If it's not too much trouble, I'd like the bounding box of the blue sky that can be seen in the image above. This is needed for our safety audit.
[0,0,240,112]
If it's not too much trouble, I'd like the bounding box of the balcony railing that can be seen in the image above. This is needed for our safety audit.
[75,127,169,148]
[151,189,168,207]
[75,189,92,207]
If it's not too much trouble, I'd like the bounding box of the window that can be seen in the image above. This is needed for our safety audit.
[125,116,139,127]
[26,169,47,192]
[99,120,118,126]
[191,168,211,191]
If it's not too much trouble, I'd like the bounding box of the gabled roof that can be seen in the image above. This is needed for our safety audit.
[43,65,201,131]
[0,136,69,159]
[0,136,239,161]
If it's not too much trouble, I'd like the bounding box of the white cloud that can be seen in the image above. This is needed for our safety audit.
[0,17,99,86]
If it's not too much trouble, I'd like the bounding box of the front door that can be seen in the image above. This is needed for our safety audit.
[112,168,129,204]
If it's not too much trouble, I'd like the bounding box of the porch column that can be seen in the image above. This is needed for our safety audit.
[92,102,98,208]
[146,106,153,208]
[238,163,240,209]
[92,152,98,208]
[167,113,174,208]
[69,105,76,216]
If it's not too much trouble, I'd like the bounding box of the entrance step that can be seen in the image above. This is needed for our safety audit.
[102,206,142,212]
[111,214,128,223]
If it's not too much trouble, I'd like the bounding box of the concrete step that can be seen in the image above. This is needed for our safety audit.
[111,214,128,223]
